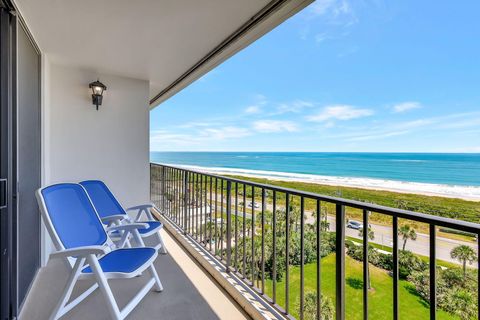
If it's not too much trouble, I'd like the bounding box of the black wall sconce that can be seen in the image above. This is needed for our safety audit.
[89,79,107,110]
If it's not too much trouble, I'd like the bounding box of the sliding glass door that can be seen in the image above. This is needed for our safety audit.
[0,3,14,319]
[0,2,41,318]
[14,19,41,314]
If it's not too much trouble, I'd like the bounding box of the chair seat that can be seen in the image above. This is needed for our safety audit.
[82,248,156,274]
[138,221,162,235]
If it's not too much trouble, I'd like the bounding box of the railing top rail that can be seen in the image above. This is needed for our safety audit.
[151,162,480,234]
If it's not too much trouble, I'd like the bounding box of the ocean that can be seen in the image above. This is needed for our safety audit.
[150,152,480,199]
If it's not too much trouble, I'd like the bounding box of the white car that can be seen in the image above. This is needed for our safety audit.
[347,220,363,230]
[247,201,260,209]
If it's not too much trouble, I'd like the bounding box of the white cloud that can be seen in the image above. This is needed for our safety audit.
[300,0,357,43]
[458,146,480,152]
[177,121,213,129]
[244,94,268,114]
[310,0,335,16]
[150,126,251,147]
[200,126,251,140]
[438,117,480,129]
[276,100,314,114]
[392,102,422,113]
[315,33,329,43]
[150,130,197,146]
[310,0,349,16]
[347,130,410,141]
[253,120,298,133]
[322,111,480,143]
[245,105,261,114]
[306,105,374,122]
[309,0,357,24]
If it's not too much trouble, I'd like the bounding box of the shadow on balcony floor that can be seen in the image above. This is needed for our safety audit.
[19,231,250,320]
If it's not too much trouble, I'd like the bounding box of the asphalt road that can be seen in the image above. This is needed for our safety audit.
[323,216,477,265]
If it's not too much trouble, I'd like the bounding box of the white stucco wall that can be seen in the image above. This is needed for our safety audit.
[41,61,150,264]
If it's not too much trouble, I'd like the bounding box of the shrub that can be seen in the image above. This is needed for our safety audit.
[409,267,478,319]
[398,250,427,279]
[320,232,336,257]
[441,289,477,320]
[296,291,334,320]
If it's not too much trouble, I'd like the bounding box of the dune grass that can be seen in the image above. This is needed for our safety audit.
[264,254,456,320]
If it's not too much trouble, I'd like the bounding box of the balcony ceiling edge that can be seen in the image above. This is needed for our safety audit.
[149,0,313,109]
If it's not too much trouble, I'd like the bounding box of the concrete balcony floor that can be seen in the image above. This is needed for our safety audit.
[19,230,250,320]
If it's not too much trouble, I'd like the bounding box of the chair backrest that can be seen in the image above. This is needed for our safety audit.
[79,180,127,219]
[37,183,107,250]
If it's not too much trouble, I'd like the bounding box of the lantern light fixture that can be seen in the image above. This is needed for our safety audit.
[89,79,107,110]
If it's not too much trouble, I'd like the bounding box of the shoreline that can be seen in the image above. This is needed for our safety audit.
[157,163,480,201]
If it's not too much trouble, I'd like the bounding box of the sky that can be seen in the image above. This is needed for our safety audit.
[150,0,480,153]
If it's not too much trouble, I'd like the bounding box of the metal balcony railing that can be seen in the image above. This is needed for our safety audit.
[150,163,480,320]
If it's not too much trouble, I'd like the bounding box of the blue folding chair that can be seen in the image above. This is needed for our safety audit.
[36,183,163,320]
[80,180,167,253]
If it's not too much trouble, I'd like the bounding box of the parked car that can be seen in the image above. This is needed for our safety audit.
[347,220,363,230]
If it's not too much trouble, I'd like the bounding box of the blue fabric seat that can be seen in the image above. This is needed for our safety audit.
[138,221,162,234]
[82,248,156,274]
[80,180,167,253]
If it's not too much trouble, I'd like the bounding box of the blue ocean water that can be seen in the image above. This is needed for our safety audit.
[150,152,480,187]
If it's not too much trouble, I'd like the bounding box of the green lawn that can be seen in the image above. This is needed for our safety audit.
[264,254,456,320]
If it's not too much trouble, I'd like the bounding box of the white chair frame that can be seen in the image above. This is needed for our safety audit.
[36,186,163,320]
[103,203,167,254]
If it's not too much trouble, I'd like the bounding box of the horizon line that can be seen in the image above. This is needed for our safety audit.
[150,150,480,154]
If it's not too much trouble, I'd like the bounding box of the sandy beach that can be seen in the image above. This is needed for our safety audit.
[159,163,480,201]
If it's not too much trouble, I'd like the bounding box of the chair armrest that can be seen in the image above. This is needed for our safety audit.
[126,203,155,221]
[50,246,107,259]
[106,223,149,233]
[101,214,128,224]
[125,203,153,212]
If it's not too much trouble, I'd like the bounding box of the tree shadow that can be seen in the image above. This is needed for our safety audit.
[346,277,363,290]
[404,283,430,309]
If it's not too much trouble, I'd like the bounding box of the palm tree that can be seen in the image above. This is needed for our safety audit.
[359,225,375,241]
[450,245,477,279]
[359,226,375,289]
[398,224,417,251]
[320,220,330,232]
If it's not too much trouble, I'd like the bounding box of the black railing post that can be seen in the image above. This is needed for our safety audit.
[234,183,238,270]
[242,184,246,279]
[251,186,256,286]
[300,197,305,320]
[363,209,369,320]
[161,165,166,214]
[272,191,277,303]
[285,193,290,314]
[430,225,436,320]
[316,200,321,320]
[226,181,232,273]
[477,234,479,320]
[261,188,266,294]
[392,216,399,320]
[150,163,153,205]
[183,171,189,235]
[336,204,345,320]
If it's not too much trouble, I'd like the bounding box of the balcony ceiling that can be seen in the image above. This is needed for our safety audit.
[14,0,273,102]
